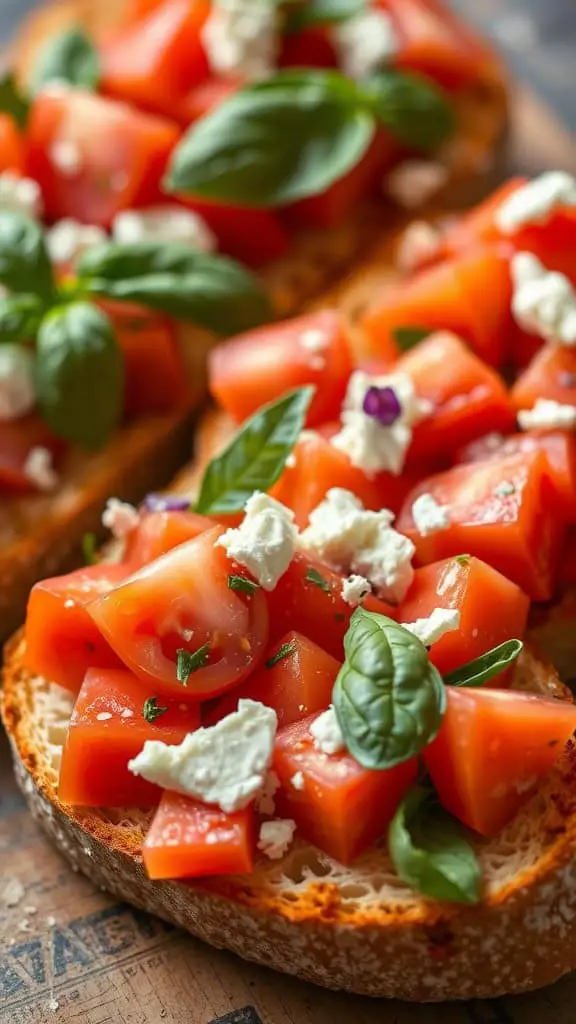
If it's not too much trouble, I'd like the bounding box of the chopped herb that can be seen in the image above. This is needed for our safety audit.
[176,643,211,684]
[82,531,98,565]
[305,567,330,593]
[455,554,470,566]
[493,480,515,498]
[228,574,260,595]
[143,697,169,723]
[392,325,430,352]
[266,640,297,669]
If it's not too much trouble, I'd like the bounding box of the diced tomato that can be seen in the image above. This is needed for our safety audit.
[273,714,418,863]
[25,563,137,693]
[59,667,200,806]
[394,331,514,464]
[87,526,269,698]
[143,791,255,879]
[101,0,210,120]
[125,509,212,566]
[360,247,513,368]
[26,87,180,228]
[441,178,526,255]
[424,686,576,835]
[279,26,337,69]
[559,526,576,586]
[209,311,353,427]
[0,414,65,494]
[397,451,563,601]
[175,195,289,267]
[511,344,576,412]
[398,556,529,677]
[206,630,340,728]
[178,77,240,124]
[0,114,25,174]
[266,552,398,660]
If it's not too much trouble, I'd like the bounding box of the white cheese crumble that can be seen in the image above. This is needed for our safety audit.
[112,206,217,252]
[396,220,442,274]
[299,488,415,603]
[385,161,448,210]
[291,770,305,791]
[310,705,345,755]
[341,573,370,607]
[201,0,279,82]
[257,819,296,860]
[255,769,280,816]
[511,251,576,346]
[129,699,278,813]
[299,327,328,354]
[0,171,42,219]
[333,8,398,80]
[46,219,107,266]
[24,446,58,492]
[102,498,140,539]
[0,346,35,421]
[331,370,430,477]
[496,171,576,235]
[411,492,451,537]
[402,607,461,647]
[518,398,576,432]
[217,492,298,591]
[49,139,82,177]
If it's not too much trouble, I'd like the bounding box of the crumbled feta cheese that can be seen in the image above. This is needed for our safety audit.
[496,171,576,235]
[24,447,58,492]
[257,819,296,860]
[385,161,448,210]
[285,452,297,469]
[0,171,42,219]
[255,769,280,816]
[333,8,398,80]
[49,139,82,176]
[217,492,298,591]
[299,328,328,354]
[299,488,415,603]
[129,699,277,813]
[0,346,35,421]
[511,251,576,346]
[102,498,140,539]
[46,219,107,266]
[402,607,460,647]
[310,705,345,755]
[112,206,216,252]
[411,492,450,537]
[396,220,442,274]
[493,480,515,497]
[331,370,430,477]
[201,0,279,82]
[341,573,370,607]
[518,398,576,432]
[291,771,305,791]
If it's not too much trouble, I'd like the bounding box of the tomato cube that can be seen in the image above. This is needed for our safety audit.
[511,345,576,413]
[124,509,212,566]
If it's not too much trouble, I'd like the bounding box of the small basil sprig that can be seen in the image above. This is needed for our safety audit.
[332,608,446,770]
[196,386,313,515]
[0,213,55,304]
[392,325,430,353]
[0,294,46,342]
[286,0,365,32]
[364,70,456,151]
[0,72,30,129]
[444,639,523,689]
[389,786,482,904]
[32,27,100,95]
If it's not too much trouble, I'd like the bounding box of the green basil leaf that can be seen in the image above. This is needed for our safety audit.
[0,294,46,342]
[34,301,124,450]
[0,72,30,130]
[77,242,273,335]
[444,639,523,689]
[266,640,297,669]
[389,786,481,904]
[332,608,445,769]
[392,325,430,352]
[32,27,100,94]
[286,0,364,32]
[363,70,455,150]
[165,69,375,207]
[82,532,98,566]
[305,567,330,593]
[196,386,314,515]
[0,213,55,303]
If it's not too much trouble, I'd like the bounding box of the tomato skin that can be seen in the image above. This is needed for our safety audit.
[398,556,529,678]
[0,415,65,494]
[397,451,563,601]
[209,310,352,428]
[273,714,418,863]
[125,509,212,566]
[25,564,137,693]
[0,114,25,174]
[178,77,240,124]
[511,345,576,414]
[175,194,289,267]
[279,26,337,69]
[59,667,200,806]
[87,526,269,699]
[424,686,576,836]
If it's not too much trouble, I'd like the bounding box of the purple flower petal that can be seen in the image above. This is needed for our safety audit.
[362,385,402,426]
[143,493,191,513]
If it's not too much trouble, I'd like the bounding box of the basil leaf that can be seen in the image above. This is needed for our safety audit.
[444,639,523,689]
[0,213,55,304]
[0,73,30,129]
[35,301,124,450]
[286,0,364,32]
[389,786,481,904]
[392,325,430,353]
[77,242,272,335]
[196,386,313,515]
[332,608,445,770]
[143,697,169,724]
[0,294,46,342]
[364,70,455,150]
[166,70,375,207]
[32,27,100,94]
